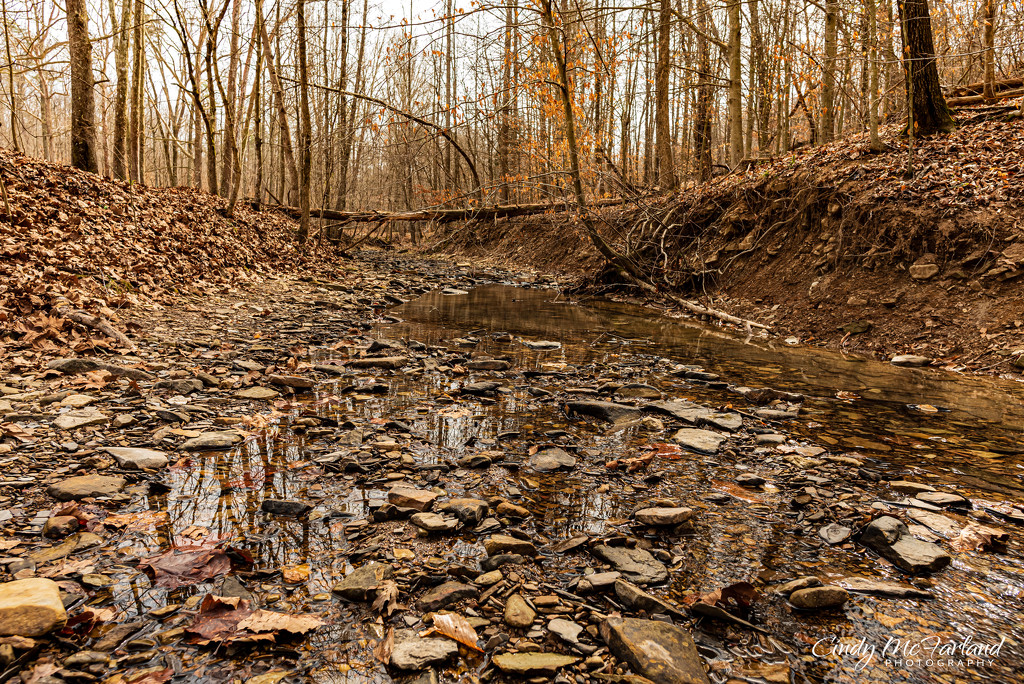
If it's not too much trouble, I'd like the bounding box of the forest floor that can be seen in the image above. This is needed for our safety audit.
[2,134,1024,684]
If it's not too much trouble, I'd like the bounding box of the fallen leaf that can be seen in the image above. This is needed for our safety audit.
[236,610,324,635]
[371,579,401,616]
[373,627,394,664]
[424,612,483,652]
[951,522,1009,552]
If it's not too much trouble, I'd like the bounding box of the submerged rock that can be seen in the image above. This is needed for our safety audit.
[857,516,951,574]
[565,400,642,424]
[529,447,576,471]
[789,585,849,610]
[602,616,709,684]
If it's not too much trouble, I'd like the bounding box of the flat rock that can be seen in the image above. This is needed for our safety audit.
[566,400,642,424]
[440,498,488,526]
[591,545,667,585]
[613,579,684,617]
[645,401,711,424]
[234,386,280,400]
[347,356,409,369]
[181,431,242,450]
[504,593,536,628]
[790,585,849,610]
[615,383,662,399]
[60,394,98,408]
[818,523,852,545]
[101,447,168,470]
[267,374,315,389]
[839,577,935,599]
[548,618,584,644]
[47,475,126,501]
[388,486,437,511]
[889,480,936,495]
[47,358,152,381]
[916,491,970,509]
[906,509,960,538]
[462,381,501,396]
[672,428,726,454]
[28,532,102,564]
[634,507,693,526]
[701,412,742,432]
[484,535,536,557]
[857,516,951,574]
[0,578,68,636]
[602,617,709,684]
[332,562,394,601]
[261,499,312,517]
[390,632,458,670]
[492,653,579,675]
[417,582,478,611]
[773,577,821,595]
[410,512,459,533]
[53,409,108,431]
[520,340,561,350]
[466,359,511,371]
[529,447,576,472]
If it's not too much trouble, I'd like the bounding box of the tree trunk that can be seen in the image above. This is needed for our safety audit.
[693,0,712,181]
[2,0,19,152]
[898,0,954,135]
[67,0,98,172]
[257,10,299,204]
[727,0,743,165]
[982,0,997,101]
[110,0,130,179]
[129,0,144,182]
[655,0,676,189]
[867,0,883,150]
[821,0,838,142]
[296,0,312,244]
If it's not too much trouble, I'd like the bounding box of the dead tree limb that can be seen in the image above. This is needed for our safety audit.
[54,299,136,349]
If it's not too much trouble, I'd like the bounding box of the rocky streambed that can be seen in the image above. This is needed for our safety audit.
[1,254,1022,684]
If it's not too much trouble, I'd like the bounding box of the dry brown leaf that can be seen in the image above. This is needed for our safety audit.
[371,579,401,616]
[423,612,483,652]
[951,522,1009,552]
[373,627,394,664]
[236,609,324,635]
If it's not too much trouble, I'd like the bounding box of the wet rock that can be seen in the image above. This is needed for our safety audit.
[520,340,561,350]
[773,577,821,595]
[390,632,458,670]
[818,523,852,545]
[671,428,725,454]
[440,498,489,526]
[602,616,709,684]
[857,516,951,574]
[735,473,765,488]
[548,618,584,644]
[485,535,536,557]
[53,409,109,431]
[577,571,621,593]
[840,577,935,599]
[261,499,312,517]
[916,491,970,509]
[481,554,526,572]
[906,509,960,537]
[529,447,576,472]
[891,354,931,367]
[181,431,242,450]
[28,532,102,564]
[417,582,478,611]
[101,447,168,470]
[462,381,501,396]
[47,475,126,501]
[388,486,437,511]
[42,516,80,539]
[0,578,68,636]
[347,356,409,369]
[755,433,786,446]
[457,454,493,468]
[367,339,405,354]
[889,480,935,495]
[332,562,394,601]
[701,412,742,432]
[591,545,668,585]
[566,400,642,424]
[504,593,536,628]
[790,586,849,610]
[234,386,280,400]
[634,507,693,526]
[466,359,511,371]
[47,358,152,381]
[495,501,530,518]
[491,653,579,675]
[645,401,710,424]
[268,374,315,389]
[410,512,459,533]
[615,384,662,399]
[613,580,683,617]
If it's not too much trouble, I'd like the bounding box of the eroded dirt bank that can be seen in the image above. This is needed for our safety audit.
[435,119,1024,378]
[1,252,1023,684]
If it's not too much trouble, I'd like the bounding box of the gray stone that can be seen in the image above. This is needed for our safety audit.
[547,618,584,644]
[332,562,393,601]
[566,400,642,424]
[529,447,576,472]
[672,428,726,454]
[47,475,125,501]
[916,491,970,509]
[504,593,536,628]
[417,582,478,611]
[181,431,242,450]
[520,340,561,350]
[53,409,108,431]
[439,498,488,526]
[645,401,711,424]
[634,507,693,526]
[577,571,621,593]
[0,578,68,636]
[390,633,458,670]
[818,523,852,545]
[790,586,849,610]
[701,412,742,432]
[591,545,668,585]
[857,516,951,574]
[602,617,709,684]
[101,447,168,470]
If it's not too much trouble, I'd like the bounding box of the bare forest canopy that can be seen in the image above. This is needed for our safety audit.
[2,0,1023,239]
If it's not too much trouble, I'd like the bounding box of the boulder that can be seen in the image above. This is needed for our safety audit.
[601,617,709,684]
[0,578,68,636]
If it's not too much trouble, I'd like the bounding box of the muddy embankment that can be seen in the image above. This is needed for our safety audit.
[436,120,1024,376]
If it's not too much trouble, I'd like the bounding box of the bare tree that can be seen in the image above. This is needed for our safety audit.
[68,0,98,172]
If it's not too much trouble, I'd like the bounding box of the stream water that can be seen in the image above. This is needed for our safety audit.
[122,282,1024,683]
